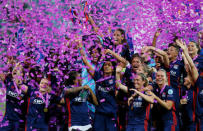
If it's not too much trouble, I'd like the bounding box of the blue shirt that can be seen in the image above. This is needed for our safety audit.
[195,76,203,119]
[123,66,135,89]
[3,76,27,122]
[181,86,197,123]
[64,86,90,127]
[169,60,185,89]
[93,70,117,117]
[26,88,60,128]
[128,92,150,125]
[153,84,177,122]
[193,55,203,74]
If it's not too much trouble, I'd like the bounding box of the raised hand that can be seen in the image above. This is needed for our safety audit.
[116,65,123,74]
[176,39,187,51]
[83,85,90,90]
[155,29,162,37]
[142,46,152,54]
[128,96,133,105]
[104,49,111,54]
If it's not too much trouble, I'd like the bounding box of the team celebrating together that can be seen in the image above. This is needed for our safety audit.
[0,8,203,131]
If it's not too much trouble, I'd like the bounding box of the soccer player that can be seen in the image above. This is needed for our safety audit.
[0,63,27,131]
[18,77,62,131]
[116,70,153,131]
[63,70,98,131]
[80,39,127,130]
[177,40,203,130]
[150,69,178,131]
[187,41,203,73]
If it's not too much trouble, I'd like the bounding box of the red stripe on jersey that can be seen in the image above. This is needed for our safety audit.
[167,72,170,86]
[25,97,30,131]
[48,74,51,82]
[200,72,203,77]
[193,90,197,122]
[144,104,150,131]
[196,119,200,131]
[171,103,177,131]
[117,114,120,130]
[65,98,71,127]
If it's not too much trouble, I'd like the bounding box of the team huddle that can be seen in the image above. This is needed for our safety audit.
[0,13,203,131]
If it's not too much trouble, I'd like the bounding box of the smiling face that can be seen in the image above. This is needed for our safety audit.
[188,42,199,57]
[156,70,167,87]
[39,78,50,93]
[103,61,114,74]
[90,48,100,64]
[113,30,124,45]
[12,64,24,85]
[133,75,145,89]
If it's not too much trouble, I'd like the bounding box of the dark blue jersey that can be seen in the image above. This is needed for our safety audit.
[26,88,60,128]
[128,93,150,126]
[64,86,90,127]
[181,86,197,123]
[193,55,203,74]
[169,60,185,89]
[102,37,131,62]
[153,84,177,123]
[123,66,135,89]
[3,76,26,122]
[93,70,117,117]
[195,76,203,119]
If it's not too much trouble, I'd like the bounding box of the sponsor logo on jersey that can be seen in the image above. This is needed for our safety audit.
[173,64,179,69]
[33,99,45,104]
[8,91,19,98]
[98,85,114,93]
[170,70,176,76]
[133,101,142,107]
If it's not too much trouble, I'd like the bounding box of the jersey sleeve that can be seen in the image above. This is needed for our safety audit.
[195,76,203,90]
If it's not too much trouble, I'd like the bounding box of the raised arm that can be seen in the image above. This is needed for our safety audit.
[78,40,95,77]
[116,65,128,93]
[143,46,169,68]
[0,73,5,82]
[105,49,128,66]
[130,89,154,104]
[64,85,84,95]
[176,39,199,82]
[85,86,98,106]
[152,29,161,47]
[87,13,104,38]
[149,91,173,110]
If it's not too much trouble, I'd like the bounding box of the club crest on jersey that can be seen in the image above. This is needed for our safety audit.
[168,89,173,95]
[173,64,179,69]
[200,90,203,95]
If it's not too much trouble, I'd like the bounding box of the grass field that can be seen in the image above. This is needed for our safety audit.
[0,88,6,122]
